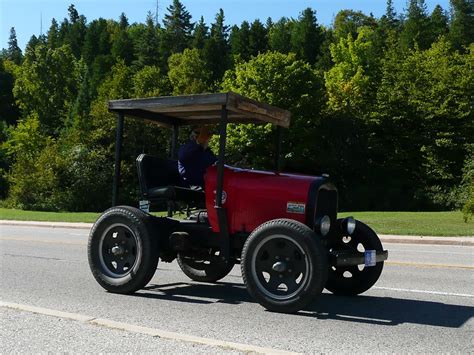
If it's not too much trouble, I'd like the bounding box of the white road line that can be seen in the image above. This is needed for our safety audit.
[0,301,299,355]
[373,287,474,298]
[0,302,94,322]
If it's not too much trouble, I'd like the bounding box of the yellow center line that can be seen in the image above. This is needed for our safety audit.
[386,261,474,270]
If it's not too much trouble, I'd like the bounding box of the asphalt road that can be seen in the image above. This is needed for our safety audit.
[1,225,473,353]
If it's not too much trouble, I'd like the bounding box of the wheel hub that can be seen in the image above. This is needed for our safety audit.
[111,245,125,256]
[272,261,287,272]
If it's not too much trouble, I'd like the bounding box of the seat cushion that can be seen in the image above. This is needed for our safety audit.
[147,186,205,203]
[147,186,175,199]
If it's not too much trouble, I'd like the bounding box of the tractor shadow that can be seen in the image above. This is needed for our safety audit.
[140,281,473,328]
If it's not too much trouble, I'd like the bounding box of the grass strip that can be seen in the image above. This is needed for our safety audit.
[339,211,473,236]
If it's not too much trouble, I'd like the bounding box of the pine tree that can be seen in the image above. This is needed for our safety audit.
[136,13,161,68]
[68,4,80,23]
[249,19,268,57]
[119,12,129,29]
[430,5,449,41]
[386,0,397,23]
[229,22,250,60]
[449,0,474,50]
[24,35,40,61]
[400,0,432,50]
[47,19,60,49]
[266,17,274,30]
[7,27,22,64]
[380,0,399,30]
[112,13,134,65]
[82,18,111,65]
[203,9,230,84]
[268,18,293,53]
[163,0,194,54]
[192,16,209,50]
[210,8,229,43]
[291,8,323,64]
[63,4,87,58]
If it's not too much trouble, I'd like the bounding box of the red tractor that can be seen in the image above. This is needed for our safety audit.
[87,92,388,313]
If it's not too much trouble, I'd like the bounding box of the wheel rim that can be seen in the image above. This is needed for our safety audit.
[251,234,310,301]
[330,232,380,283]
[98,223,142,278]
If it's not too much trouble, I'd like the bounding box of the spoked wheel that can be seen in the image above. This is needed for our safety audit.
[325,220,384,296]
[177,251,235,282]
[88,206,159,294]
[242,219,327,313]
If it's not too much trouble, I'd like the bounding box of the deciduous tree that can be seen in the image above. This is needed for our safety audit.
[168,48,210,95]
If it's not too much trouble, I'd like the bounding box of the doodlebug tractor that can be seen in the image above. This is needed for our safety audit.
[87,92,388,313]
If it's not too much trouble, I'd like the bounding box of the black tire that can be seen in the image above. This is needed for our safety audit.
[325,220,384,296]
[88,206,159,294]
[241,219,328,313]
[177,252,235,282]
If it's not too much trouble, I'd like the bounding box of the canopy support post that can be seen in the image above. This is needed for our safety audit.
[168,124,180,217]
[215,105,230,261]
[274,126,283,172]
[170,124,179,159]
[112,112,124,206]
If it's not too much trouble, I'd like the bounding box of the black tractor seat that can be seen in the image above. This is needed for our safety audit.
[136,154,205,205]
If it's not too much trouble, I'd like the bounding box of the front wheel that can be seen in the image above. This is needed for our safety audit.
[241,219,328,313]
[325,220,384,296]
[88,206,159,294]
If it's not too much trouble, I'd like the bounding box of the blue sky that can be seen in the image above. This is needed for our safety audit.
[1,0,451,51]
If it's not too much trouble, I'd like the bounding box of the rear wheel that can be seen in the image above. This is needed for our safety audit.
[88,206,159,294]
[177,251,235,282]
[241,219,327,313]
[325,220,384,296]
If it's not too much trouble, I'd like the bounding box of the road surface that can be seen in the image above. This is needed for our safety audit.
[1,225,473,353]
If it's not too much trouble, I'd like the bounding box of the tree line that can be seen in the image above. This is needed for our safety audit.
[0,0,472,216]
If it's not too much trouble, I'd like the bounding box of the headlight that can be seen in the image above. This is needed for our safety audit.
[341,217,356,235]
[316,215,331,236]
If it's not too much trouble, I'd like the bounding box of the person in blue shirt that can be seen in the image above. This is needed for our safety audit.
[178,126,217,188]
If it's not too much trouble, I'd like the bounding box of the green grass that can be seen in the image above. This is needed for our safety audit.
[0,208,101,223]
[1,208,472,236]
[338,211,473,236]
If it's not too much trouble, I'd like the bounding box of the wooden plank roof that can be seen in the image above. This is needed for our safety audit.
[108,92,291,128]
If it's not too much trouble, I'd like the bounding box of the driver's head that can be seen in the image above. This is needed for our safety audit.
[191,126,213,145]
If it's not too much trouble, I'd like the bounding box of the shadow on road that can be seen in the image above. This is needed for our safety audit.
[140,281,473,328]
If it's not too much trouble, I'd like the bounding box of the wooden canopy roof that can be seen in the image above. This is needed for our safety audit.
[108,92,291,128]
